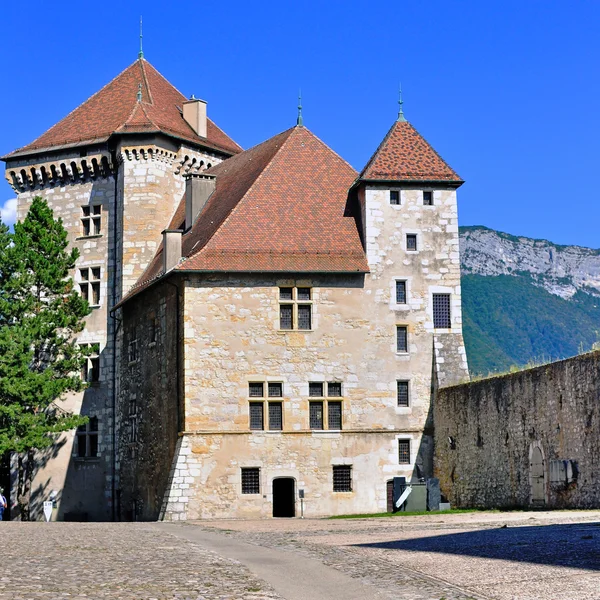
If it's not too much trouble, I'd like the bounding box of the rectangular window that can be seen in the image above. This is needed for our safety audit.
[241,468,260,494]
[249,382,264,397]
[81,205,101,237]
[309,382,324,397]
[298,305,312,330]
[268,402,283,431]
[398,439,411,464]
[309,401,324,430]
[423,191,433,206]
[280,304,293,330]
[328,401,342,430]
[433,294,451,329]
[79,267,101,306]
[279,287,293,301]
[390,190,400,205]
[149,316,158,344]
[333,465,352,492]
[396,326,408,353]
[80,343,100,383]
[128,330,138,364]
[297,287,311,301]
[268,382,283,397]
[327,382,342,397]
[395,280,407,304]
[249,403,264,430]
[406,234,417,251]
[397,381,409,407]
[76,416,99,458]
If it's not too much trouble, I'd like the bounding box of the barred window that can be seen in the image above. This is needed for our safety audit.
[397,381,409,407]
[249,382,264,397]
[280,304,293,329]
[423,191,433,206]
[309,382,324,397]
[433,294,451,329]
[76,416,99,458]
[328,401,342,430]
[81,205,101,237]
[333,465,352,492]
[398,439,411,464]
[309,401,324,430]
[268,382,282,397]
[327,382,342,397]
[298,305,312,330]
[80,343,100,383]
[406,234,417,251]
[79,267,101,306]
[241,468,260,494]
[396,280,407,304]
[397,326,408,353]
[249,403,264,430]
[390,190,400,205]
[268,402,283,431]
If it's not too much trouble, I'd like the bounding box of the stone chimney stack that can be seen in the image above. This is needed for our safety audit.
[182,97,207,138]
[185,172,216,230]
[162,229,183,273]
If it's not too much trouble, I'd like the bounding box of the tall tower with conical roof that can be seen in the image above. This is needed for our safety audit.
[1,57,241,521]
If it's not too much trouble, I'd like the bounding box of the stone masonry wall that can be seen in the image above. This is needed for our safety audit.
[434,351,600,509]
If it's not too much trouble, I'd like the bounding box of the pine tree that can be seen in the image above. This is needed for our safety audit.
[0,197,90,520]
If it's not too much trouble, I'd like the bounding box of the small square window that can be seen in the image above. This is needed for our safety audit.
[398,439,411,464]
[241,467,260,494]
[328,401,342,430]
[333,465,352,492]
[297,288,311,301]
[397,381,409,407]
[396,326,408,353]
[423,191,433,206]
[249,403,264,430]
[268,402,283,431]
[268,382,282,397]
[249,382,264,397]
[327,382,342,397]
[396,280,407,304]
[309,382,324,397]
[390,190,400,205]
[406,234,417,251]
[279,288,293,301]
[309,401,324,430]
[433,294,451,329]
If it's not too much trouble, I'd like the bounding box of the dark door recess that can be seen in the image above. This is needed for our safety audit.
[272,478,295,517]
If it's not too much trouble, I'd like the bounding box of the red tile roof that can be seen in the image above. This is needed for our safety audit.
[360,120,462,183]
[5,59,241,158]
[119,125,368,306]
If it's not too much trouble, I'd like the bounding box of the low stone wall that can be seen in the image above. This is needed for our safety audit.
[434,351,600,509]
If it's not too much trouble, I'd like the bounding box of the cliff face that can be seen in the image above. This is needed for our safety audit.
[460,226,600,299]
[458,226,600,375]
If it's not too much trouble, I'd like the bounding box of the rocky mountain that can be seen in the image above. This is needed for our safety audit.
[459,226,600,375]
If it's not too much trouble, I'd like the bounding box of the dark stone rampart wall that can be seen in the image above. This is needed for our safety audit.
[434,351,600,509]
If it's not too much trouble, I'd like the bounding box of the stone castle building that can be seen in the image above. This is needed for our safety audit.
[3,56,469,520]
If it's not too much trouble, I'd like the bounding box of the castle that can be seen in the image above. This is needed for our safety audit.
[2,56,469,520]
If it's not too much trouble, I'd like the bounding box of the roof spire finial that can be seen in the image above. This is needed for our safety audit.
[138,16,144,59]
[397,84,406,122]
[297,89,303,127]
[137,82,142,103]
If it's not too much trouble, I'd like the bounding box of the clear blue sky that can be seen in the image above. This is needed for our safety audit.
[1,1,598,247]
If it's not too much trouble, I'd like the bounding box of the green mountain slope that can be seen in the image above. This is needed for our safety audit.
[462,274,600,375]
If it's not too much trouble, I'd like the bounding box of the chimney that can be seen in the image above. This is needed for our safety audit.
[162,229,182,273]
[185,172,216,229]
[182,97,207,138]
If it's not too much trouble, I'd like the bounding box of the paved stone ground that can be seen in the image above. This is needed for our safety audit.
[0,522,283,600]
[195,510,600,600]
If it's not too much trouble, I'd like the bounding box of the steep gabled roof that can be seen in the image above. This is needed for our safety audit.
[4,59,241,158]
[360,120,462,184]
[120,125,368,305]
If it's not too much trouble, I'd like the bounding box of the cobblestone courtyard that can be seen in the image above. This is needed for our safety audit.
[1,511,599,599]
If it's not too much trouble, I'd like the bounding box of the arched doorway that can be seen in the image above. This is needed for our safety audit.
[530,442,546,506]
[272,478,295,517]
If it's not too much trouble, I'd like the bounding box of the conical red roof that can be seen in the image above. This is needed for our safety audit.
[5,59,241,158]
[360,120,462,183]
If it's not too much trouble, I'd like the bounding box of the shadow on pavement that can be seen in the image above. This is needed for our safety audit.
[352,522,600,570]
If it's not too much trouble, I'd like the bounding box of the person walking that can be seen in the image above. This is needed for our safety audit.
[0,488,7,521]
